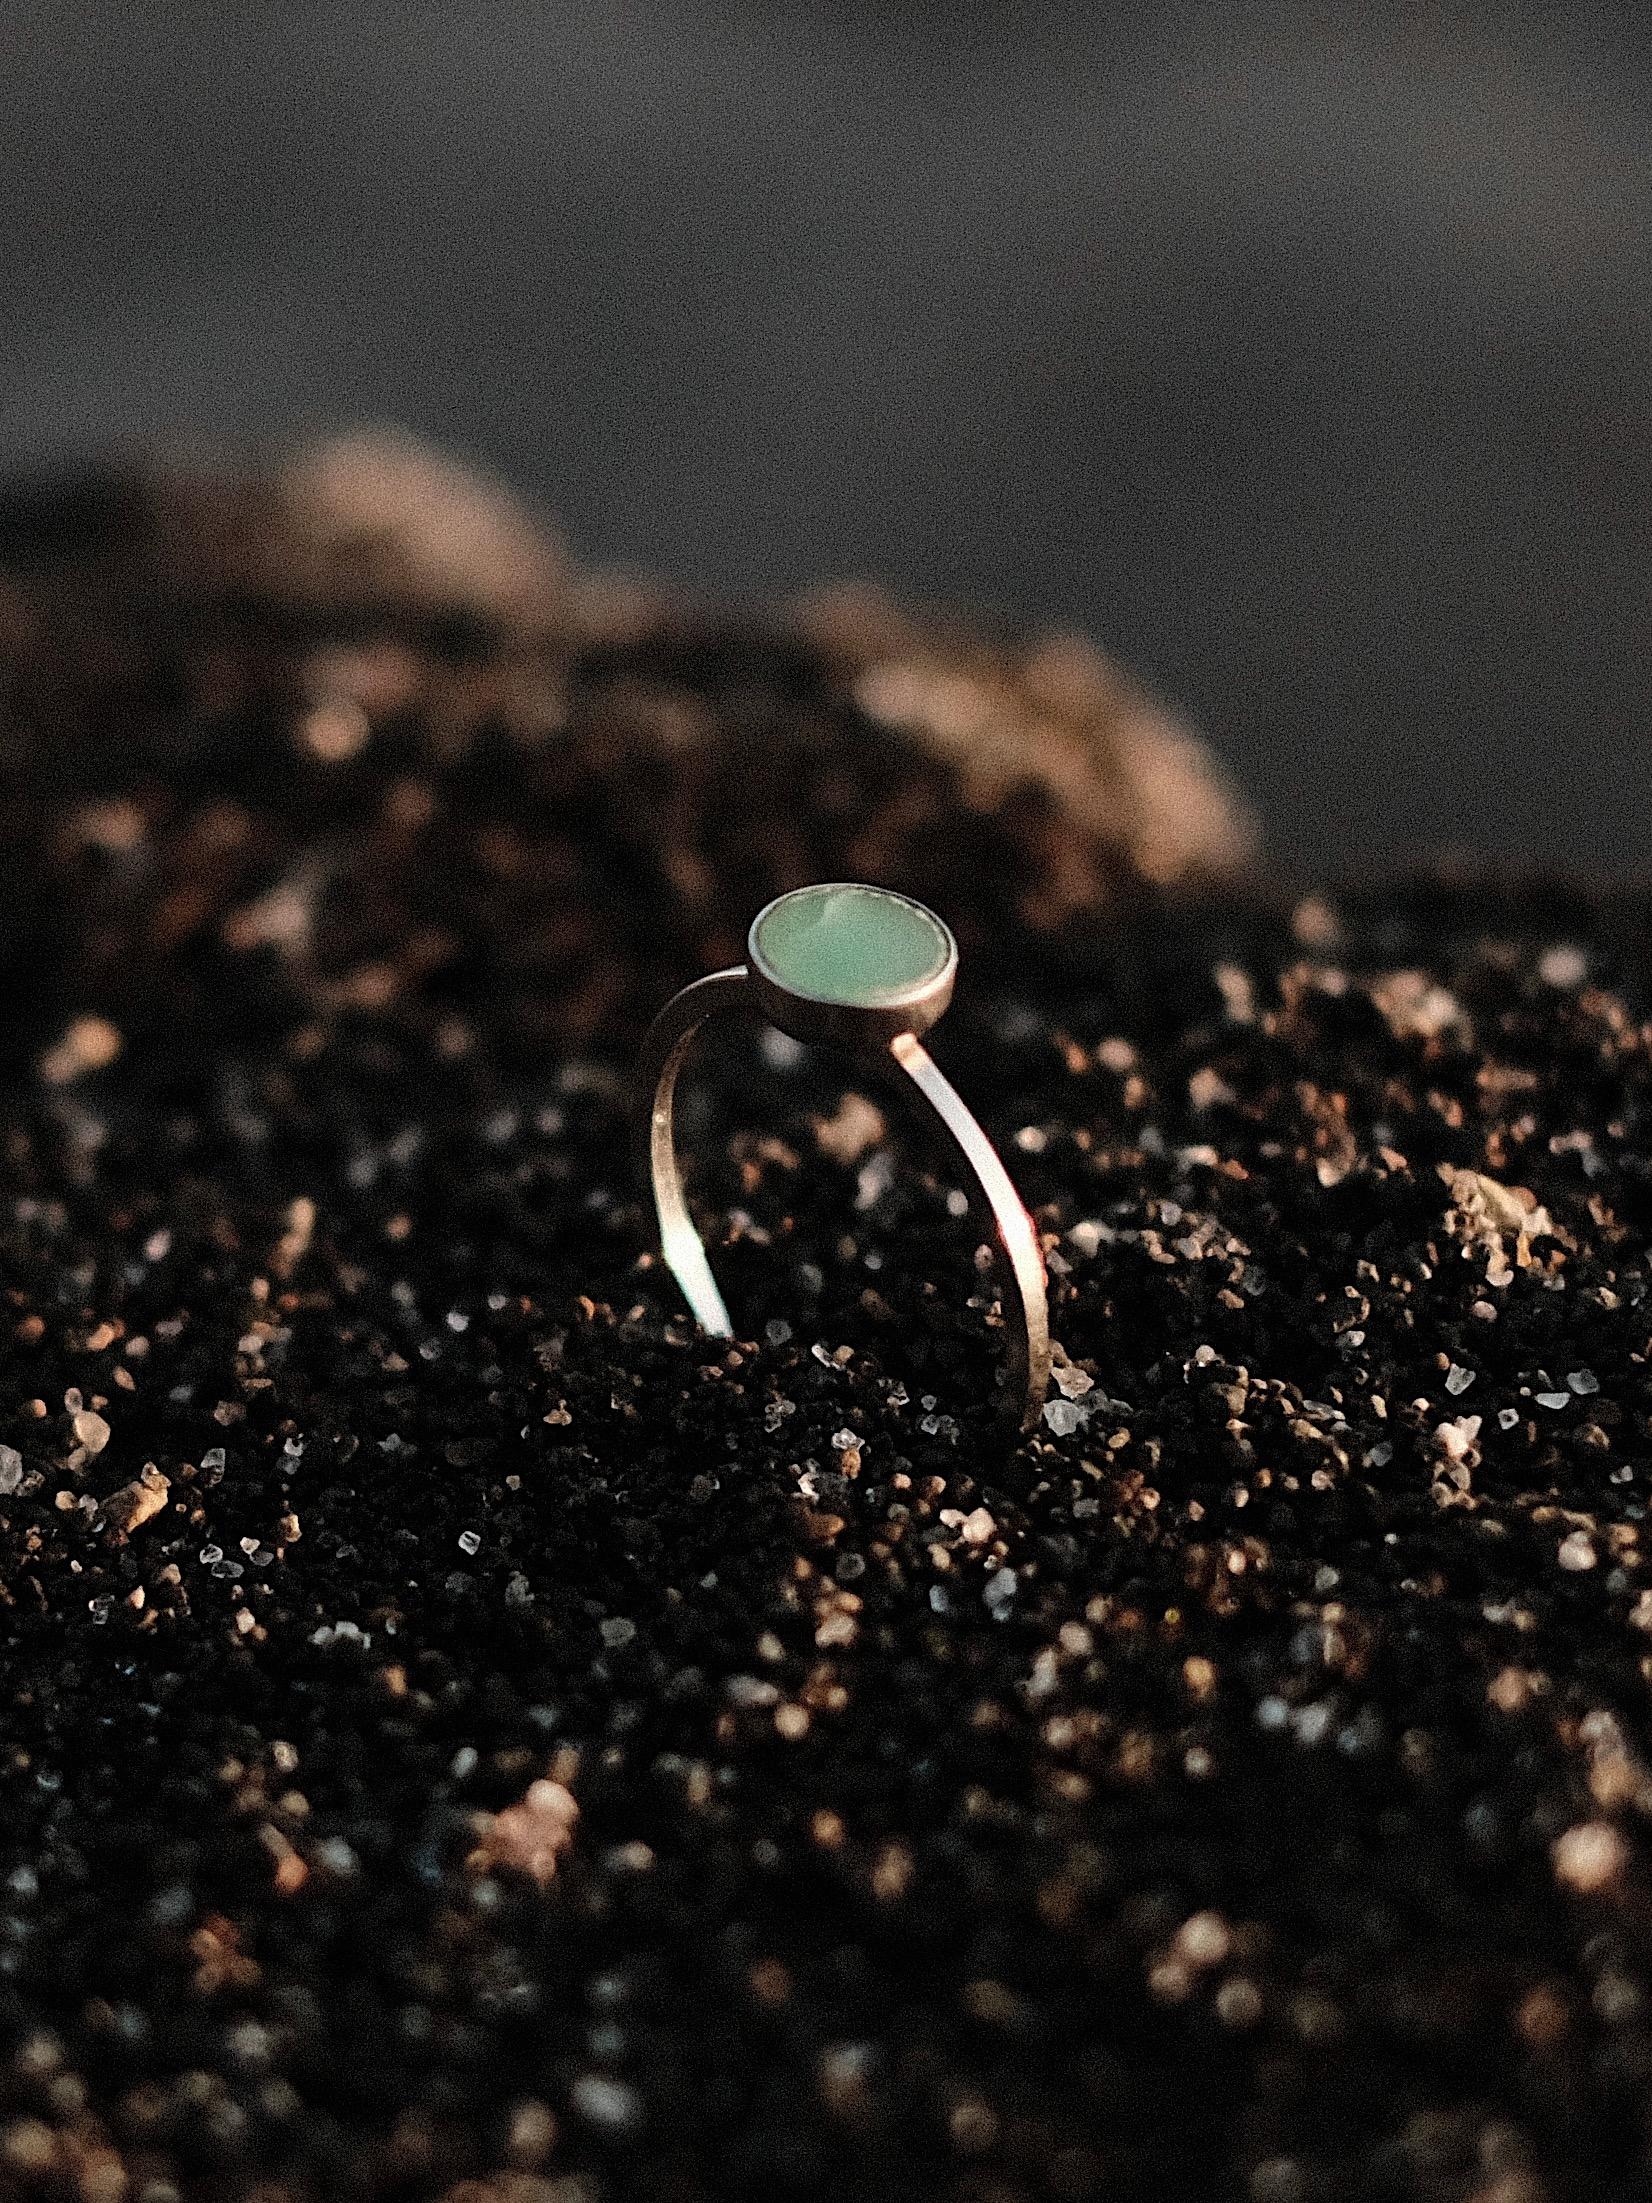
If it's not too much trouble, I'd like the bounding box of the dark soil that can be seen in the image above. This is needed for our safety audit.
[4,465,1652,2203]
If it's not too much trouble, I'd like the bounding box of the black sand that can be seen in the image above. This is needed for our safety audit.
[2,456,1651,2203]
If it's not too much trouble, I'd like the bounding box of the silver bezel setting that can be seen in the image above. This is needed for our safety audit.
[746,883,959,1049]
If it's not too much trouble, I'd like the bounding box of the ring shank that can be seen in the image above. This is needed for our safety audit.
[635,966,1051,1434]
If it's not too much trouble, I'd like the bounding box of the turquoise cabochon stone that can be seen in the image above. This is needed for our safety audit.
[751,884,953,1008]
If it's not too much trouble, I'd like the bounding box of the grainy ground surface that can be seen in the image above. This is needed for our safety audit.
[5,474,1652,2203]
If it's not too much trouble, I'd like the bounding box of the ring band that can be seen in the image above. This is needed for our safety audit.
[635,883,1051,1435]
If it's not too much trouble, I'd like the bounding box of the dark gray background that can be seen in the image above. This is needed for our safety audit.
[2,2,1647,874]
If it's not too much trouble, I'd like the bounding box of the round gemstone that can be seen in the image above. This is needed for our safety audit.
[750,884,953,1008]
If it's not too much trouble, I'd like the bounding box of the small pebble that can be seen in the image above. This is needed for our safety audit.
[1553,1821,1626,1893]
[570,2074,643,2134]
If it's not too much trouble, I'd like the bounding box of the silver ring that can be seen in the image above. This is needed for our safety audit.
[635,882,1051,1435]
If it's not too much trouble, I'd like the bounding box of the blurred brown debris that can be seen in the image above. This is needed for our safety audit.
[0,431,1253,1066]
